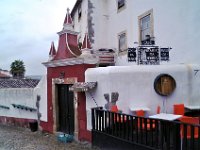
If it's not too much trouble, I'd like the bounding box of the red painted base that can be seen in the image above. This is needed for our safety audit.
[0,116,36,128]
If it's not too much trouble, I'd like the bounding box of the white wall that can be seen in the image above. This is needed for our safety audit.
[130,0,200,65]
[73,0,200,65]
[91,0,109,49]
[85,64,200,130]
[0,88,37,119]
[104,0,200,65]
[73,0,89,43]
[0,76,47,121]
[34,75,47,122]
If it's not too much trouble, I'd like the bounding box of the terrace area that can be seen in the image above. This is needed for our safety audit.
[91,107,200,150]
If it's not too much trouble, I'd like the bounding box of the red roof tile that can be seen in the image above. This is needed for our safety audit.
[53,33,81,60]
[0,79,39,88]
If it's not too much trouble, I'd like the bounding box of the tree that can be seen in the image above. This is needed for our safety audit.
[10,60,26,78]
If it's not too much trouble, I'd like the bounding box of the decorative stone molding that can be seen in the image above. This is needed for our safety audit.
[53,78,76,85]
[51,77,78,136]
[43,58,84,67]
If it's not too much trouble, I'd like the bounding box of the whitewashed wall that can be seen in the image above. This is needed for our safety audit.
[34,75,47,122]
[73,0,89,43]
[104,0,200,65]
[0,88,37,119]
[85,64,200,130]
[0,76,47,121]
[73,0,200,65]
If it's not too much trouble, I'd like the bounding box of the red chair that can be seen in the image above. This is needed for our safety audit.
[136,110,155,130]
[111,105,118,122]
[136,110,145,117]
[111,105,118,113]
[173,104,185,115]
[179,116,199,149]
[157,105,161,114]
[180,116,199,138]
[111,105,127,123]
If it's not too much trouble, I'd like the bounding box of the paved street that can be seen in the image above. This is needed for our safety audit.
[0,124,98,150]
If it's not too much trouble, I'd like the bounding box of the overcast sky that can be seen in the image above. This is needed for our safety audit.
[0,0,76,75]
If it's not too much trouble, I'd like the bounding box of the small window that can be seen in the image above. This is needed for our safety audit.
[78,5,82,21]
[117,0,125,10]
[141,15,150,41]
[78,35,82,49]
[118,32,127,53]
[138,9,154,45]
[154,74,176,96]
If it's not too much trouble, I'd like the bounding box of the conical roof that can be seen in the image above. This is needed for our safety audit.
[63,8,73,25]
[49,42,56,56]
[82,33,92,49]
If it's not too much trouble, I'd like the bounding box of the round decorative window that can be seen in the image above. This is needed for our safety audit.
[154,74,176,96]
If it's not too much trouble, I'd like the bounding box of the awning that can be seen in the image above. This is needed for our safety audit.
[69,82,97,92]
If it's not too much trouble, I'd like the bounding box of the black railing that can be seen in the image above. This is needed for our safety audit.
[91,107,200,150]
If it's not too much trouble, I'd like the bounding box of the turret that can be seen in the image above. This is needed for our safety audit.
[63,8,73,30]
[48,42,56,61]
[79,32,97,64]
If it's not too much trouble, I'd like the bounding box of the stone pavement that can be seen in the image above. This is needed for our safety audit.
[0,124,99,150]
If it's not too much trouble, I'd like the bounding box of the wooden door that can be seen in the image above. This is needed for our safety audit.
[57,84,74,134]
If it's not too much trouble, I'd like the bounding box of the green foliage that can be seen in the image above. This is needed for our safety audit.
[10,60,26,78]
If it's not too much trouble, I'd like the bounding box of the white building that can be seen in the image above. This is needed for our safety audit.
[71,0,200,65]
[69,0,200,131]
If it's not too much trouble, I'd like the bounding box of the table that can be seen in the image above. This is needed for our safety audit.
[149,113,182,121]
[149,113,182,149]
[129,106,151,112]
[184,105,200,110]
[184,105,200,117]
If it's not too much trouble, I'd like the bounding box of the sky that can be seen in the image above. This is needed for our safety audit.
[0,0,76,75]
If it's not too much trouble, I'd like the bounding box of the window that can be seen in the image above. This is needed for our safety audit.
[78,35,82,49]
[154,74,176,96]
[138,9,154,45]
[118,32,127,53]
[78,5,82,21]
[117,0,125,10]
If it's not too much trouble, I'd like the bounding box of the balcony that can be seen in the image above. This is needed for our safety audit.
[95,49,115,67]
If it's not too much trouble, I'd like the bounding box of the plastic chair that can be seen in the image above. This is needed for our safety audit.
[111,105,118,113]
[111,105,126,123]
[157,105,161,114]
[179,116,199,149]
[173,104,185,115]
[136,110,145,117]
[136,110,156,130]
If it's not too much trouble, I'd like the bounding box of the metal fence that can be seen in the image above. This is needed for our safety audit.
[91,107,200,150]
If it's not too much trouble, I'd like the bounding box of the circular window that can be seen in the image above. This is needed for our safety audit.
[154,74,176,96]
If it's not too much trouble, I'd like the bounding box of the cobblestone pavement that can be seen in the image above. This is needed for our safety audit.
[0,124,99,150]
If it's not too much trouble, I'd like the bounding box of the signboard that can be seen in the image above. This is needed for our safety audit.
[146,48,159,61]
[138,47,159,65]
[128,46,171,65]
[160,48,170,61]
[128,48,136,62]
